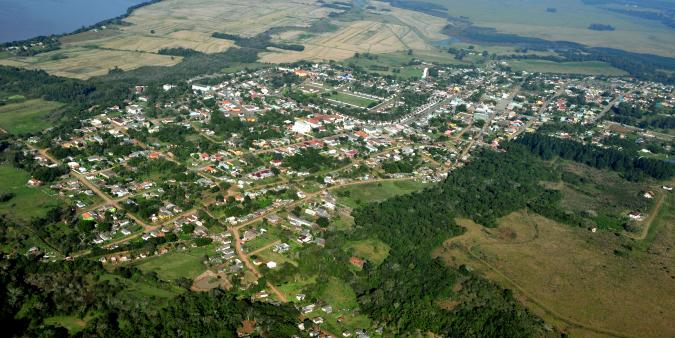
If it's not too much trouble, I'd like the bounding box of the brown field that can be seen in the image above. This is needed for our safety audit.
[0,47,181,79]
[1,0,335,78]
[435,209,675,338]
[261,20,417,63]
[191,270,231,291]
[3,0,452,77]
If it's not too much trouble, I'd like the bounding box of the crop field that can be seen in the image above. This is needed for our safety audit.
[0,165,63,223]
[435,210,675,338]
[260,2,453,64]
[334,179,430,208]
[429,0,675,57]
[124,0,331,37]
[261,20,417,63]
[1,0,333,79]
[0,99,63,134]
[0,47,181,79]
[505,60,628,76]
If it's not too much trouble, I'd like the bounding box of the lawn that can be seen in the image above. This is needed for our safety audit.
[328,92,378,108]
[334,179,430,208]
[0,98,63,134]
[0,164,63,223]
[506,60,627,76]
[344,239,390,265]
[134,244,214,281]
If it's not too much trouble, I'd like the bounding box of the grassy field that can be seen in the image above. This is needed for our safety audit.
[506,60,628,76]
[43,313,98,334]
[435,211,675,337]
[334,180,430,208]
[328,92,378,108]
[0,99,63,134]
[550,161,655,231]
[344,239,390,265]
[134,244,214,281]
[343,51,465,78]
[0,165,63,223]
[430,0,675,58]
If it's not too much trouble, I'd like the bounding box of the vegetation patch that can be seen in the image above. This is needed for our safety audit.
[0,99,63,134]
[334,180,429,208]
[344,239,390,265]
[0,164,62,223]
[134,244,214,281]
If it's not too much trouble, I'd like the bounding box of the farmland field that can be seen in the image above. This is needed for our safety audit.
[2,0,455,77]
[435,209,675,338]
[0,165,63,223]
[505,60,628,76]
[0,99,63,134]
[0,47,181,79]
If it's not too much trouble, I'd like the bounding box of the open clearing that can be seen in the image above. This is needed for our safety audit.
[134,244,213,281]
[0,99,63,134]
[344,238,390,265]
[334,180,430,208]
[435,209,675,338]
[506,60,627,76]
[0,165,63,223]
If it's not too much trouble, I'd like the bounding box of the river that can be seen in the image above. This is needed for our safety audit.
[0,0,147,43]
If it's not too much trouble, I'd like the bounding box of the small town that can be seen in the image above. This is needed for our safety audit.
[4,59,672,337]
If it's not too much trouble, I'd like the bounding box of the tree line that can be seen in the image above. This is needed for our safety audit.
[515,132,674,181]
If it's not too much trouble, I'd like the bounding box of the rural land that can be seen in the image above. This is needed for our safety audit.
[0,0,673,337]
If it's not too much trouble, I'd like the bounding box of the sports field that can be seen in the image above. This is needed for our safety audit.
[328,92,378,108]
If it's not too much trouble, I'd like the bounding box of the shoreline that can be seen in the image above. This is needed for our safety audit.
[0,0,164,46]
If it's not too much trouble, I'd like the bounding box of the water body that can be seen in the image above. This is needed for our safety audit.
[0,0,147,43]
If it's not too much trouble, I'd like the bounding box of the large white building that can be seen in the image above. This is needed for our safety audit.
[291,120,312,134]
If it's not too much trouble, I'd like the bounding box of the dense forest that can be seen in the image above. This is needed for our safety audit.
[515,132,674,181]
[346,146,554,335]
[0,254,301,337]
